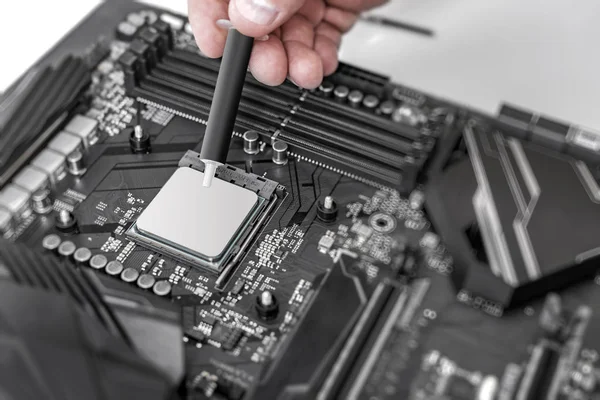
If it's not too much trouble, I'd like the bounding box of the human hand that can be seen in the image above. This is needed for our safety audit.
[188,0,388,89]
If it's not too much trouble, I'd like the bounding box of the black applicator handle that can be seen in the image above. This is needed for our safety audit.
[200,29,254,163]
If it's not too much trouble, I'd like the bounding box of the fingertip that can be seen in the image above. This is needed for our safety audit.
[314,35,339,76]
[188,0,228,58]
[229,0,305,38]
[249,36,288,86]
[284,41,323,89]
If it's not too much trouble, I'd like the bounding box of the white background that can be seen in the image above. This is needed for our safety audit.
[1,0,599,130]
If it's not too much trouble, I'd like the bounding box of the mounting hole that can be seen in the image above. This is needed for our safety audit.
[369,213,396,233]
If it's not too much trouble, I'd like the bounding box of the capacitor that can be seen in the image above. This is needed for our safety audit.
[255,290,279,321]
[121,267,140,283]
[153,280,172,296]
[106,260,124,276]
[31,188,53,214]
[73,247,92,265]
[272,141,288,165]
[379,100,395,116]
[319,81,334,97]
[57,241,76,258]
[66,150,87,176]
[316,195,338,223]
[476,375,499,400]
[129,125,151,154]
[139,10,158,24]
[137,274,156,289]
[55,209,78,233]
[363,94,380,109]
[89,254,108,270]
[127,12,146,28]
[116,21,138,42]
[243,130,260,155]
[42,234,61,252]
[333,85,349,102]
[409,190,425,210]
[348,90,364,108]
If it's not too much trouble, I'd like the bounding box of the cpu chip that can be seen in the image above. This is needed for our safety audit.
[127,167,264,272]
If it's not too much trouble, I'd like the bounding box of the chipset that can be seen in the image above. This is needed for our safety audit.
[127,152,281,276]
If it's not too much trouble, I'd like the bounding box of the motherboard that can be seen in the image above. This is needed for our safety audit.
[2,3,600,400]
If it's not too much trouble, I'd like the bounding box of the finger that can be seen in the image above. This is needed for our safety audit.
[281,14,314,48]
[248,36,288,86]
[314,35,339,76]
[326,0,389,13]
[315,21,342,48]
[324,7,358,33]
[297,0,326,26]
[229,0,306,38]
[188,0,230,58]
[284,41,323,89]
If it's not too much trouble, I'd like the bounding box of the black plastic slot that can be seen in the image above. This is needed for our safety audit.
[285,119,408,168]
[278,131,403,184]
[1,58,78,143]
[134,85,277,135]
[167,49,300,96]
[303,94,421,141]
[161,54,298,108]
[150,66,290,120]
[144,74,284,127]
[292,110,415,154]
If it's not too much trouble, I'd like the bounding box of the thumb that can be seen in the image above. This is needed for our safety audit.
[229,0,306,37]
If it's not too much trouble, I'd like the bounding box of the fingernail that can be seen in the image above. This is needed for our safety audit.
[216,19,234,30]
[234,0,279,26]
[288,77,299,86]
[256,35,269,41]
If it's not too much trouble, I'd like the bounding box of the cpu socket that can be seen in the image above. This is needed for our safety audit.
[127,156,281,274]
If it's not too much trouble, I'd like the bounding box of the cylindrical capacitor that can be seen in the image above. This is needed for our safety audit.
[127,12,146,28]
[31,188,53,214]
[67,150,87,176]
[58,241,76,258]
[363,94,380,109]
[106,260,124,276]
[379,100,395,116]
[348,90,364,108]
[42,234,61,252]
[319,81,334,97]
[121,267,140,283]
[243,130,260,155]
[116,21,138,41]
[89,254,108,270]
[333,85,349,102]
[153,280,172,296]
[73,247,92,265]
[272,141,288,165]
[137,274,156,289]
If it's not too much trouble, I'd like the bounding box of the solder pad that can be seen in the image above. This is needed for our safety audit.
[127,167,265,272]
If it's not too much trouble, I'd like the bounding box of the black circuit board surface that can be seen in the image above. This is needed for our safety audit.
[3,3,600,400]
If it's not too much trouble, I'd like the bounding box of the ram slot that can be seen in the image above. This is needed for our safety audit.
[136,75,283,132]
[146,73,283,128]
[133,85,277,136]
[301,94,422,142]
[291,109,418,155]
[159,57,296,111]
[284,119,409,169]
[277,131,405,186]
[167,49,300,96]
